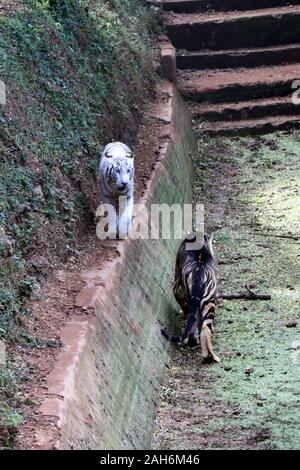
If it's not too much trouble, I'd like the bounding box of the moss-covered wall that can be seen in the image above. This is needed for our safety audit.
[54,86,196,449]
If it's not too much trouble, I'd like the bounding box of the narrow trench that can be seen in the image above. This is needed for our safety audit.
[152,131,300,450]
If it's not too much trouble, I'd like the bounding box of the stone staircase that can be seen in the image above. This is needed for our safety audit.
[160,0,300,135]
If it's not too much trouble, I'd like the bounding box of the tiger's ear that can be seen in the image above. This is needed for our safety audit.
[105,151,113,158]
[206,233,214,256]
[204,232,213,241]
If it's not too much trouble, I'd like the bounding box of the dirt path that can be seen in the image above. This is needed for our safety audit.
[0,0,21,16]
[152,131,300,450]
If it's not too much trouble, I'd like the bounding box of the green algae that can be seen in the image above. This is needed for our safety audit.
[203,131,300,449]
[154,130,300,450]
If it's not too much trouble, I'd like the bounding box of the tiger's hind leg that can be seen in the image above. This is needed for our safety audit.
[200,321,220,363]
[189,313,201,349]
[188,312,201,348]
[189,327,201,349]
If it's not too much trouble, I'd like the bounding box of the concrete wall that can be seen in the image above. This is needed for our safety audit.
[38,83,196,449]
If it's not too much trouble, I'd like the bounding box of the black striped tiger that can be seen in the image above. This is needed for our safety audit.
[161,233,220,363]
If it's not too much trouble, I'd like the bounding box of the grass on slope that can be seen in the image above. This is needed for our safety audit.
[0,0,160,441]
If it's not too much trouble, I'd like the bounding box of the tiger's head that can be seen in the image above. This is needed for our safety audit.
[100,142,134,195]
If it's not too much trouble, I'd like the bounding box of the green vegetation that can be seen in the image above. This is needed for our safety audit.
[0,0,159,440]
[154,131,300,449]
[208,133,300,449]
[0,364,23,446]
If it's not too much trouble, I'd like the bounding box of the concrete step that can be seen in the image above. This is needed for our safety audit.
[189,96,300,121]
[195,114,300,135]
[161,0,300,13]
[178,64,300,103]
[164,6,300,51]
[177,44,300,70]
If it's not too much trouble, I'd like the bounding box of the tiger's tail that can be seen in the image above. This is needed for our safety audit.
[161,266,205,344]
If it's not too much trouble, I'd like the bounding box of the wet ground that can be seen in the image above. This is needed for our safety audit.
[152,131,300,450]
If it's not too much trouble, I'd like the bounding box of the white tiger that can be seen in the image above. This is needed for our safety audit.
[99,142,134,238]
